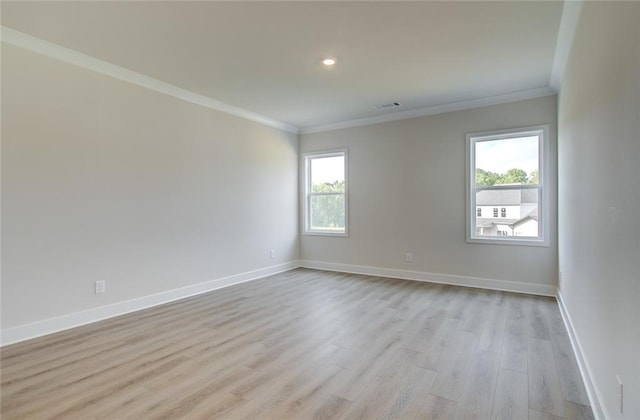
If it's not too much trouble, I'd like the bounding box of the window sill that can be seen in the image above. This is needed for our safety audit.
[467,237,548,247]
[303,230,348,237]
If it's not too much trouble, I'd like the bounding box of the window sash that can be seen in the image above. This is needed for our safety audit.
[466,125,548,246]
[309,192,344,197]
[473,187,543,240]
[475,184,539,192]
[303,150,348,236]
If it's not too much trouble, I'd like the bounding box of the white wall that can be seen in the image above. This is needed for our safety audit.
[1,45,299,337]
[558,2,640,419]
[300,95,557,293]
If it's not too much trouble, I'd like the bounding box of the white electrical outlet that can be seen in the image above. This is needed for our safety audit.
[617,375,623,413]
[269,249,275,259]
[405,253,413,263]
[95,280,106,294]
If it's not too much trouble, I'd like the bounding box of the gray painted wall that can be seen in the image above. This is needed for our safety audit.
[300,95,558,289]
[1,45,299,330]
[558,2,640,419]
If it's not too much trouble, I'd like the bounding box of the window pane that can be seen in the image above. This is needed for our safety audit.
[475,188,538,237]
[475,136,539,186]
[310,194,345,231]
[311,156,345,193]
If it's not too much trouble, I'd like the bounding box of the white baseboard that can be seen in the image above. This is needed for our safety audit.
[0,261,301,347]
[300,260,557,296]
[556,291,606,420]
[0,260,557,347]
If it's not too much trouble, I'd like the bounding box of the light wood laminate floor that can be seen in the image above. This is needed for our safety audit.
[1,268,594,419]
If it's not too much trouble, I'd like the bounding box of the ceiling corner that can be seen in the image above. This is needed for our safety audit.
[550,0,584,92]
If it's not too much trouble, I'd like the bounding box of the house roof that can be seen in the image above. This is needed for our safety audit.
[477,218,519,228]
[511,208,539,228]
[476,189,537,206]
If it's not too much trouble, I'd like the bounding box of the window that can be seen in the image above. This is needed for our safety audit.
[477,208,482,217]
[304,150,347,236]
[466,125,548,246]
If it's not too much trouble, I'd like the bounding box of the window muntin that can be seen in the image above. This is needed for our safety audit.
[467,126,548,246]
[304,150,347,236]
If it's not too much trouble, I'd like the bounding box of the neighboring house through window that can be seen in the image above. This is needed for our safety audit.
[303,150,348,236]
[466,126,548,246]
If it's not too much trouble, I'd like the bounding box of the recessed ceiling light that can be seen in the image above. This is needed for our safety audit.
[322,57,337,66]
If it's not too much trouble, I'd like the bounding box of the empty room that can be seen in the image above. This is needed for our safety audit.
[1,1,638,419]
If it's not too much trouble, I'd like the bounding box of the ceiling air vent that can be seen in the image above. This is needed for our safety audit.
[375,102,401,110]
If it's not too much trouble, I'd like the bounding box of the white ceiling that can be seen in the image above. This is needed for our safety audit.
[1,1,564,132]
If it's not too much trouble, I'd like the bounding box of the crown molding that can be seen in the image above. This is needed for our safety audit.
[550,0,583,92]
[0,26,299,134]
[299,86,557,135]
[2,21,568,137]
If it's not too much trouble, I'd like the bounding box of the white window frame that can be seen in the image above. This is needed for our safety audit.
[466,125,549,246]
[303,149,348,236]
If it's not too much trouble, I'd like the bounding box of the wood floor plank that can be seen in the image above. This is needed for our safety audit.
[92,385,163,419]
[454,350,500,420]
[147,365,254,419]
[414,317,464,370]
[501,331,529,373]
[251,364,343,419]
[418,395,458,420]
[224,354,343,420]
[528,409,566,420]
[564,400,595,420]
[526,297,553,340]
[377,366,437,419]
[304,393,352,420]
[174,392,249,420]
[528,338,566,418]
[478,294,508,353]
[505,295,528,336]
[551,336,590,406]
[461,291,494,335]
[323,335,403,401]
[428,331,478,401]
[491,368,528,420]
[337,349,433,420]
[12,356,190,419]
[0,268,593,420]
[231,342,340,402]
[544,300,590,406]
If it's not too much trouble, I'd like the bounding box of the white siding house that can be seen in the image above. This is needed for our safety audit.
[475,188,538,237]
